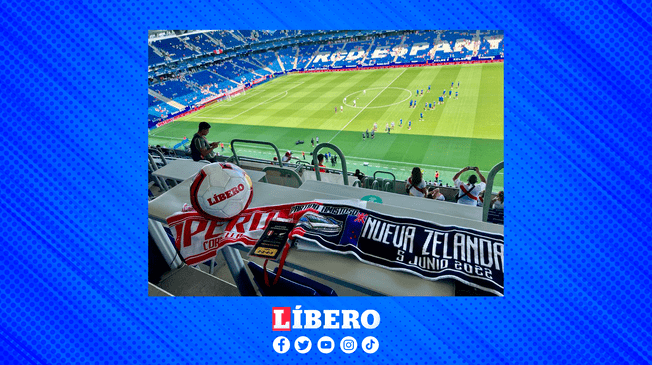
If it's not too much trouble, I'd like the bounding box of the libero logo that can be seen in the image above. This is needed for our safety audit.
[207,184,245,206]
[273,306,380,331]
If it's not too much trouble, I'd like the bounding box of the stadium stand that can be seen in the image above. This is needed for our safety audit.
[251,51,283,73]
[478,31,504,57]
[216,30,245,49]
[184,70,237,94]
[184,33,220,55]
[362,35,403,66]
[331,40,374,68]
[148,103,180,118]
[148,94,162,108]
[295,44,321,70]
[394,31,437,64]
[148,45,166,66]
[151,37,198,61]
[305,42,346,70]
[206,61,252,84]
[277,46,297,71]
[232,58,271,77]
[150,79,195,99]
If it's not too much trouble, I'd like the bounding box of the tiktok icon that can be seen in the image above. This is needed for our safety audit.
[361,336,379,354]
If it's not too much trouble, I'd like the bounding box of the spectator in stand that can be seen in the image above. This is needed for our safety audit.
[491,191,504,209]
[281,150,298,166]
[190,122,219,163]
[477,190,485,207]
[353,169,366,184]
[452,166,486,206]
[316,154,326,173]
[427,187,445,201]
[406,167,427,197]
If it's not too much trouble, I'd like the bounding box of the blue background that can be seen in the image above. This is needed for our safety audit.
[1,0,651,363]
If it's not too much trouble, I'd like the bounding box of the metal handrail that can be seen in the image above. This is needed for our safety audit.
[373,171,396,192]
[482,161,504,222]
[311,143,349,185]
[373,170,396,181]
[148,153,170,191]
[230,139,282,167]
[148,148,169,166]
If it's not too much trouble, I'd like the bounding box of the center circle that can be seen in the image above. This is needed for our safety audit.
[343,87,413,109]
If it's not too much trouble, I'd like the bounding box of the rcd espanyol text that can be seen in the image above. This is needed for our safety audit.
[273,306,380,331]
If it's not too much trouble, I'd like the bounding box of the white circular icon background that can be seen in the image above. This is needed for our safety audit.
[361,336,379,354]
[272,336,290,354]
[340,336,357,354]
[317,336,335,354]
[294,336,312,354]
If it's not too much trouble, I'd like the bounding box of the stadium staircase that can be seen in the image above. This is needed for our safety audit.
[148,89,185,110]
[276,51,285,73]
[302,44,323,69]
[233,30,247,43]
[212,71,242,87]
[149,44,166,59]
[359,38,375,65]
[247,57,275,75]
[292,47,299,70]
[392,35,406,63]
[232,61,262,78]
[328,41,347,68]
[204,32,224,49]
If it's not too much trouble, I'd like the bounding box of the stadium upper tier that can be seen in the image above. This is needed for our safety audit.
[147,30,503,121]
[149,30,504,68]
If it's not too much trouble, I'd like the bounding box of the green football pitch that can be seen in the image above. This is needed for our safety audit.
[148,62,504,190]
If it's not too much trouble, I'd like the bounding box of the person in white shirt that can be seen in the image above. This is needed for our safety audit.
[281,150,295,166]
[491,190,504,209]
[406,167,427,197]
[452,166,486,206]
[427,187,445,201]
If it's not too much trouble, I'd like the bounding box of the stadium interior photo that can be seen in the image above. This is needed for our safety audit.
[148,30,504,297]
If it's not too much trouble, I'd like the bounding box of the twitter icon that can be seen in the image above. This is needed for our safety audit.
[294,336,312,354]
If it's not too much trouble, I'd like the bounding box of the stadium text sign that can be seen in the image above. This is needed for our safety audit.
[273,307,380,331]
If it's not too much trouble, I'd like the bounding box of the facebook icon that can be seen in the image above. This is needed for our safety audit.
[273,336,290,354]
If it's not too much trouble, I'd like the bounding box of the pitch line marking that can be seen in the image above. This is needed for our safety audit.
[343,87,413,109]
[329,68,407,143]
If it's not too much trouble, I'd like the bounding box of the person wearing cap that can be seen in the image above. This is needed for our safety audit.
[452,166,486,206]
[281,150,297,166]
[190,121,219,163]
